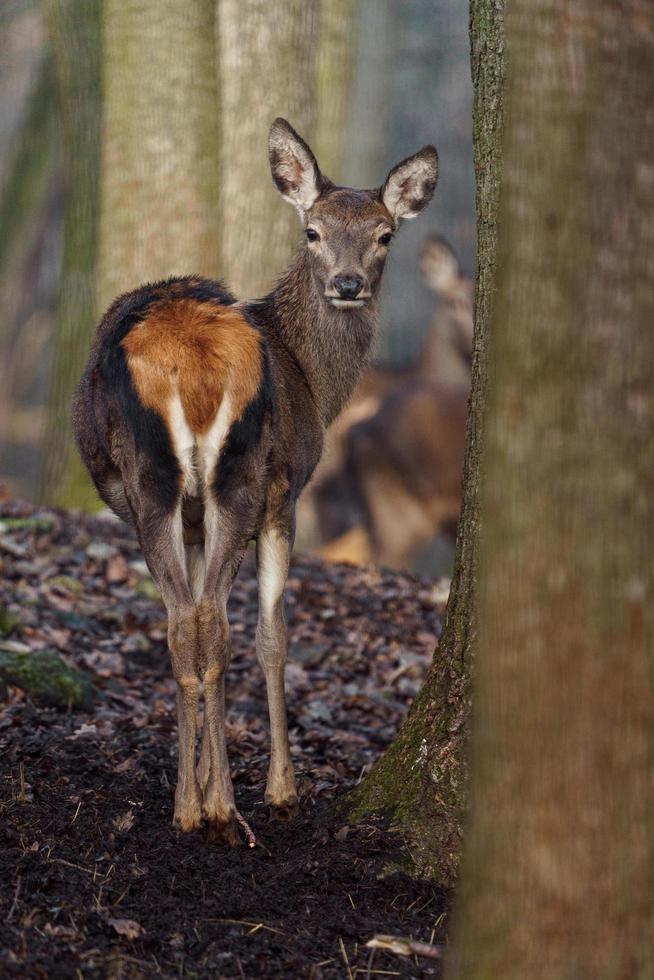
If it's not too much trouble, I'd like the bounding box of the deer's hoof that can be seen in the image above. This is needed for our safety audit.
[206,814,241,847]
[173,805,203,834]
[202,792,241,846]
[267,794,300,822]
[174,782,203,833]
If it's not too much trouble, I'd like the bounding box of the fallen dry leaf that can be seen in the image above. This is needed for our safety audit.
[113,757,137,773]
[112,810,135,833]
[109,917,144,940]
[67,723,97,740]
[106,553,129,583]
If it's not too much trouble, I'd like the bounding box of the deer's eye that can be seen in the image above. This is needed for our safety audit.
[306,228,320,243]
[378,232,393,247]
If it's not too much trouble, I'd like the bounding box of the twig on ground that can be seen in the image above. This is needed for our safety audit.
[7,876,21,922]
[48,858,106,877]
[208,918,284,936]
[366,934,445,960]
[235,811,257,848]
[339,936,354,980]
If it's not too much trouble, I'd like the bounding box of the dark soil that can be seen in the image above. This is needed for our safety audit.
[0,500,450,978]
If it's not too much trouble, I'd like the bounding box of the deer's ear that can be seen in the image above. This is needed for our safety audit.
[269,118,322,213]
[382,146,439,221]
[420,234,460,295]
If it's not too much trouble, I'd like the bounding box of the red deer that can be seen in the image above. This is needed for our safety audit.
[73,119,438,843]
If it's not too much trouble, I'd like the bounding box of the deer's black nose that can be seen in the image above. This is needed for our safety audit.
[333,274,364,299]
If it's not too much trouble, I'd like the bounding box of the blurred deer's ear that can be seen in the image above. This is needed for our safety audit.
[269,118,323,214]
[382,146,439,221]
[420,234,460,296]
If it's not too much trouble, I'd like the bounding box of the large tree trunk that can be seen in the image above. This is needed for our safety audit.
[39,0,101,509]
[215,0,318,299]
[448,2,654,977]
[98,0,220,312]
[344,0,505,886]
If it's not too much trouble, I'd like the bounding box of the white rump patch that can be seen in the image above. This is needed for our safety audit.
[167,390,234,497]
[168,393,198,495]
[196,392,233,486]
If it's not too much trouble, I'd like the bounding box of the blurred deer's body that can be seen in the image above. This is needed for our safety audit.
[73,119,438,842]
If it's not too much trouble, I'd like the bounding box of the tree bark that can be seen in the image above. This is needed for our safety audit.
[39,0,102,509]
[0,52,59,491]
[344,0,505,886]
[98,0,220,312]
[448,2,654,977]
[313,0,354,184]
[215,0,318,299]
[340,0,392,188]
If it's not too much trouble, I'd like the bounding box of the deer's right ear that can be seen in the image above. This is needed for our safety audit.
[269,118,322,214]
[382,146,439,221]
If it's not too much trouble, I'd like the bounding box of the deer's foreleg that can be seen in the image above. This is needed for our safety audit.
[256,526,298,819]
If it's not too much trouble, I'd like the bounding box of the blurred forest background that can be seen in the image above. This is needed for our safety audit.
[0,0,474,574]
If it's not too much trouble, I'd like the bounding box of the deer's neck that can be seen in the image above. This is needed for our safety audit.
[420,318,470,388]
[253,251,379,425]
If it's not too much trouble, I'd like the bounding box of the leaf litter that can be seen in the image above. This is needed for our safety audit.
[0,499,450,978]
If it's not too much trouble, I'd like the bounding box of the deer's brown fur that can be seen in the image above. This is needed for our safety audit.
[73,119,438,843]
[123,300,263,435]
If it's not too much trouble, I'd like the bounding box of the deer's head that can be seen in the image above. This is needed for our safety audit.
[269,118,438,309]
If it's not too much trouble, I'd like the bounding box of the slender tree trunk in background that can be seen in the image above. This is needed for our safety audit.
[0,53,54,383]
[0,53,58,473]
[39,0,101,509]
[345,0,504,886]
[341,0,392,188]
[0,55,55,285]
[313,0,354,184]
[448,2,654,977]
[98,0,220,312]
[215,0,318,299]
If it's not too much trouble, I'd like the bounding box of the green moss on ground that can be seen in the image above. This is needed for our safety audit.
[0,648,97,709]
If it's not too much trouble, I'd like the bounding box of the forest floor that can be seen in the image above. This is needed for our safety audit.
[0,500,450,979]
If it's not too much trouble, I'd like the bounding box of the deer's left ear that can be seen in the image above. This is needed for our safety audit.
[269,117,323,214]
[382,146,439,221]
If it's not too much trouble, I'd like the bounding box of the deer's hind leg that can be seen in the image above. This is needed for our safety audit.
[135,494,202,833]
[195,495,252,844]
[185,542,212,794]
